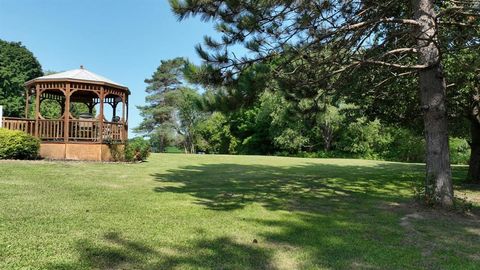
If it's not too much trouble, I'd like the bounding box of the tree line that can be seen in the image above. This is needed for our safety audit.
[136,57,470,166]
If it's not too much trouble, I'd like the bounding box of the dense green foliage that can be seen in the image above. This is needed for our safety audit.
[125,137,151,162]
[0,154,478,269]
[138,58,472,164]
[449,137,470,165]
[194,101,468,164]
[0,39,43,117]
[0,128,39,159]
[0,42,89,120]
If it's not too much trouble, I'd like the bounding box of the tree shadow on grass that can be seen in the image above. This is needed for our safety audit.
[151,161,479,268]
[45,232,273,270]
[44,232,154,270]
[44,162,478,269]
[152,162,426,212]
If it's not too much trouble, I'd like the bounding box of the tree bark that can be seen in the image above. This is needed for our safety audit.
[322,127,333,152]
[413,0,454,206]
[324,138,332,152]
[467,118,480,183]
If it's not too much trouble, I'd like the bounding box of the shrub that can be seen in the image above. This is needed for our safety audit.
[384,128,425,163]
[125,137,151,162]
[449,137,469,165]
[0,128,40,159]
[337,118,392,159]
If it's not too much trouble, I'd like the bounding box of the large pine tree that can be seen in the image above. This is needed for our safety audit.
[136,57,203,153]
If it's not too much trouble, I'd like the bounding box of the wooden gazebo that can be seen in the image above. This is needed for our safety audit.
[1,66,129,161]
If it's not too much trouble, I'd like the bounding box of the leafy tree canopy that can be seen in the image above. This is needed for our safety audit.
[0,39,43,117]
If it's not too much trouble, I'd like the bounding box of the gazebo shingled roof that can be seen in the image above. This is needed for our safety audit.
[25,66,130,92]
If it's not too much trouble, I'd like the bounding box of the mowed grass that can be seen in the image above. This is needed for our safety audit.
[0,154,479,269]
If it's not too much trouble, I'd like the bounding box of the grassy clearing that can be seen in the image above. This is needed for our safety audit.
[0,154,479,269]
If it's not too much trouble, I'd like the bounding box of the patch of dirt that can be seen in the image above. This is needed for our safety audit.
[468,253,480,261]
[465,227,480,236]
[350,260,381,269]
[376,201,411,212]
[400,213,424,229]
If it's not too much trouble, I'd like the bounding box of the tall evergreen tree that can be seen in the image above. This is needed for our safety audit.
[136,58,186,151]
[136,58,203,153]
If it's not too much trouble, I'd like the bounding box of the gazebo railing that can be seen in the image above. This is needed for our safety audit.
[69,119,99,142]
[103,121,126,142]
[1,117,36,136]
[38,119,64,140]
[2,117,126,143]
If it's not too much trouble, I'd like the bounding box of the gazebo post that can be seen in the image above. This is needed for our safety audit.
[25,88,30,118]
[34,85,40,137]
[87,102,94,115]
[64,83,71,143]
[112,102,118,119]
[126,95,129,140]
[99,87,104,144]
[122,93,126,141]
[122,94,126,121]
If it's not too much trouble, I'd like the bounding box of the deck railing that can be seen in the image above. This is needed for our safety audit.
[1,117,36,136]
[1,117,126,143]
[103,121,125,142]
[69,119,99,142]
[38,119,64,141]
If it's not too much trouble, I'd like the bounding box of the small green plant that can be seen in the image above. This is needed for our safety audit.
[412,178,437,207]
[125,137,151,162]
[0,128,40,160]
[453,194,474,213]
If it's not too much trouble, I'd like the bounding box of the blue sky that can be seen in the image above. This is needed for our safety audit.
[0,0,217,136]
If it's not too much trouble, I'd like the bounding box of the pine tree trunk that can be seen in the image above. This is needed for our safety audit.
[413,0,454,206]
[467,118,480,183]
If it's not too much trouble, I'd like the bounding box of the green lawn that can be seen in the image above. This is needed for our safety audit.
[0,154,479,269]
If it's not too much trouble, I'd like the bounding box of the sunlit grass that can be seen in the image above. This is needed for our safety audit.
[0,154,478,269]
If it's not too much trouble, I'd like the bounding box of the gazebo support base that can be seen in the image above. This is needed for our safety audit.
[40,143,125,161]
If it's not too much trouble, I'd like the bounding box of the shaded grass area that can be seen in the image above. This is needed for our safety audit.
[0,154,479,269]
